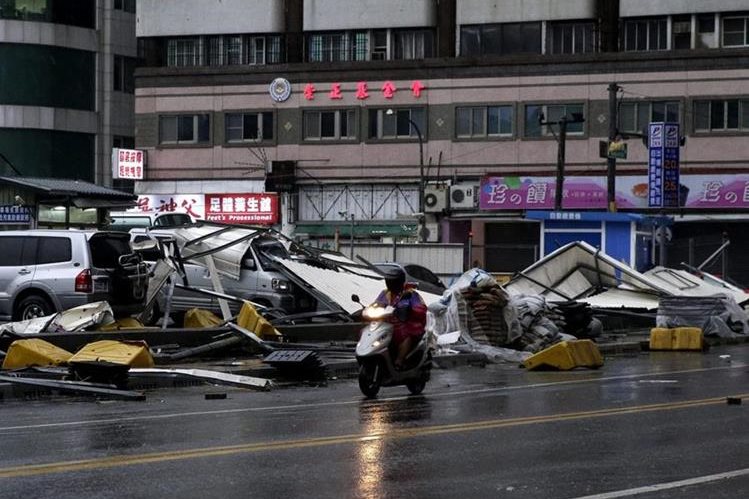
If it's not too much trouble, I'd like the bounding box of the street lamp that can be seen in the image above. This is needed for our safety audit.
[386,108,425,240]
[539,112,585,211]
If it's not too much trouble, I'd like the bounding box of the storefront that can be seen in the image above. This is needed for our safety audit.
[0,176,137,230]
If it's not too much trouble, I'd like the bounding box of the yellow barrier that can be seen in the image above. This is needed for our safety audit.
[2,339,73,370]
[523,340,604,371]
[183,308,223,328]
[237,301,281,339]
[649,327,703,351]
[69,340,155,368]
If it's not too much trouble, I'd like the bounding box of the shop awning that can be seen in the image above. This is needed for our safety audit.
[295,222,417,238]
[0,176,136,207]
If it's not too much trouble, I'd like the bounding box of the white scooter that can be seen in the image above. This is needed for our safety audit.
[352,294,432,398]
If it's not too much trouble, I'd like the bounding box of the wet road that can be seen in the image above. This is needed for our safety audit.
[1,345,748,498]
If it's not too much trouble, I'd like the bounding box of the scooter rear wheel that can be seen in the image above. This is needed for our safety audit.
[358,363,381,398]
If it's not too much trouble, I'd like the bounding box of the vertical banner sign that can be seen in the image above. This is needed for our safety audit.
[648,123,664,207]
[662,123,680,207]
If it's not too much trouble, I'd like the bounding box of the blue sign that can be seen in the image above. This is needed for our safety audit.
[648,122,680,208]
[0,205,31,224]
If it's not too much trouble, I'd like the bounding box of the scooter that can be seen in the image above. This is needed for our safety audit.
[352,294,432,398]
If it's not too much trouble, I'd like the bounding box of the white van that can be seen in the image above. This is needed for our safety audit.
[130,227,316,322]
[107,211,193,232]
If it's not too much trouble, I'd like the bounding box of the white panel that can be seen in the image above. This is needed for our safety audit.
[305,0,436,31]
[136,0,284,37]
[298,185,419,222]
[621,0,748,17]
[457,0,595,25]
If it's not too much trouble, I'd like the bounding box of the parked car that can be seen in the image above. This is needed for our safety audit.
[373,262,447,295]
[0,230,149,321]
[130,228,317,322]
[105,211,193,232]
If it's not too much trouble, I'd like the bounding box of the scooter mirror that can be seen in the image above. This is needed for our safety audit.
[351,294,360,303]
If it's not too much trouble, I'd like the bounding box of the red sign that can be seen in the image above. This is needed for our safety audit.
[204,193,279,225]
[301,80,425,101]
[112,148,144,180]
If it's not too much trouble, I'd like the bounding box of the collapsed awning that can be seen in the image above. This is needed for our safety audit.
[504,241,749,310]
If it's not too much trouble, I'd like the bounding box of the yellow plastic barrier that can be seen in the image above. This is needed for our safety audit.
[649,327,703,351]
[69,340,154,368]
[183,308,223,328]
[237,301,281,339]
[97,317,146,331]
[523,339,604,371]
[2,339,73,370]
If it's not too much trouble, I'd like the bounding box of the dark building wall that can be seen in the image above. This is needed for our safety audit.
[0,129,94,180]
[0,44,95,111]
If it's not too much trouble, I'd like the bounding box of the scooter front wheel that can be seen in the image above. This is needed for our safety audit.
[406,379,426,395]
[358,362,381,398]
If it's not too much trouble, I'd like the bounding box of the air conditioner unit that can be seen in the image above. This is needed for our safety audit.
[423,183,448,213]
[450,184,478,210]
[422,222,440,242]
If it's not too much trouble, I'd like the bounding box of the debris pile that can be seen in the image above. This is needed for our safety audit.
[656,295,749,338]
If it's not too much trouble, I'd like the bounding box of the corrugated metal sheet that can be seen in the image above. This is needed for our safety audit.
[172,226,258,280]
[339,243,464,277]
[581,289,660,310]
[278,259,441,315]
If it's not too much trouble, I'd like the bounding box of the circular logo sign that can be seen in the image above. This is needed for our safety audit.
[269,77,292,102]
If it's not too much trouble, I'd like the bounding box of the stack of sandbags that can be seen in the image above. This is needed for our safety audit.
[461,286,510,346]
[510,295,563,353]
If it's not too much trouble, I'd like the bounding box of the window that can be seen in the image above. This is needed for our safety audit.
[308,32,350,62]
[0,237,34,266]
[114,0,135,13]
[394,29,434,60]
[371,30,388,60]
[672,15,692,50]
[697,14,716,48]
[369,108,426,139]
[225,112,273,142]
[460,22,542,56]
[723,16,749,47]
[247,36,266,65]
[113,55,135,93]
[159,114,210,144]
[303,109,356,140]
[224,35,243,65]
[623,18,667,51]
[167,38,201,67]
[694,99,749,132]
[37,237,72,265]
[524,104,584,137]
[456,105,513,138]
[619,101,680,133]
[547,21,596,54]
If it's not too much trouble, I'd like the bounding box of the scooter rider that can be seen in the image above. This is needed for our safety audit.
[374,267,427,370]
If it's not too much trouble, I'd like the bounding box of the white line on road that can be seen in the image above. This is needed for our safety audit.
[0,364,742,433]
[572,467,749,498]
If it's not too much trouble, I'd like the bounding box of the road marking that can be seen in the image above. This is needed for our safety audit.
[572,467,749,498]
[0,364,741,433]
[0,393,746,480]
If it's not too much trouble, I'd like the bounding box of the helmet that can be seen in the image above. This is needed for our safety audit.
[383,266,406,293]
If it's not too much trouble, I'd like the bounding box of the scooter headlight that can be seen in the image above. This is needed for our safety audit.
[363,306,388,320]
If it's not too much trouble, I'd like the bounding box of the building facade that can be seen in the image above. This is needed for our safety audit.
[0,0,136,189]
[134,0,749,284]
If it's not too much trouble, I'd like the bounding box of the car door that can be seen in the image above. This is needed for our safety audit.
[0,236,37,319]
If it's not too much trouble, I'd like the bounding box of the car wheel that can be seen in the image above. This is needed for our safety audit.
[15,295,54,321]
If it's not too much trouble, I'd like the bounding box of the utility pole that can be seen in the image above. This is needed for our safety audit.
[555,117,568,211]
[607,82,621,212]
[540,113,585,211]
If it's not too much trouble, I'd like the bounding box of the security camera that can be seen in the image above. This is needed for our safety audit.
[13,195,24,206]
[338,211,347,217]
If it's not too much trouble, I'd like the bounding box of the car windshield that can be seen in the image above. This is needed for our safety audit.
[253,238,289,268]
